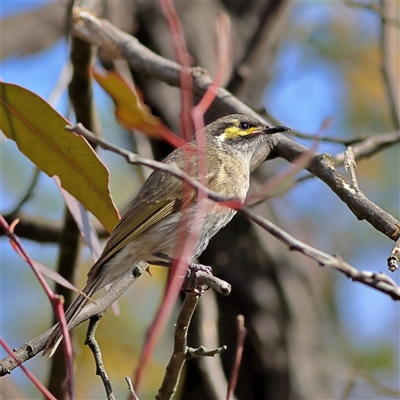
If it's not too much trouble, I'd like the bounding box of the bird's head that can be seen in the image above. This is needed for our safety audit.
[203,114,289,158]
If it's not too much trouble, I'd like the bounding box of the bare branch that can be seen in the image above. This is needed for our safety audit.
[344,146,359,192]
[240,206,400,300]
[285,129,368,145]
[335,130,400,163]
[125,377,140,400]
[0,261,148,376]
[193,270,231,296]
[156,293,200,400]
[0,211,108,243]
[272,130,400,200]
[272,135,400,243]
[196,292,234,400]
[226,315,247,400]
[85,315,115,400]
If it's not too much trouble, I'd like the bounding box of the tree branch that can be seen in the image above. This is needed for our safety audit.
[0,262,230,375]
[156,284,228,400]
[0,212,109,243]
[156,293,200,400]
[0,261,148,376]
[271,135,400,242]
[240,206,400,300]
[85,315,116,400]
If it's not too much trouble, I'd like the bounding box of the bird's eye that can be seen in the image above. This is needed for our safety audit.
[239,122,250,130]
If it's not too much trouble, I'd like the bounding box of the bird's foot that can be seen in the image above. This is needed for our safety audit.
[184,263,213,294]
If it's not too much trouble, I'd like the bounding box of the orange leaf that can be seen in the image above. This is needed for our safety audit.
[93,68,163,136]
[93,68,185,148]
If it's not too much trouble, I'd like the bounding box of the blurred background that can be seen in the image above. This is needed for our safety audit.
[1,1,399,399]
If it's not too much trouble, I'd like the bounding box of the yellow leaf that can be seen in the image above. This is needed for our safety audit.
[93,68,162,135]
[0,82,119,233]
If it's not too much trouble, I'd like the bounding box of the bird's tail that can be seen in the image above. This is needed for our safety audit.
[42,278,104,357]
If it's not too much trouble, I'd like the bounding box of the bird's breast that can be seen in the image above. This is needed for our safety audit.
[206,156,250,201]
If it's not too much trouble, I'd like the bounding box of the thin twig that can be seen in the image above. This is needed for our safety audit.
[269,130,400,200]
[226,315,247,400]
[272,135,400,242]
[334,130,400,163]
[286,130,368,145]
[156,294,200,400]
[85,315,115,400]
[159,0,193,141]
[240,206,400,300]
[125,377,140,400]
[196,292,234,400]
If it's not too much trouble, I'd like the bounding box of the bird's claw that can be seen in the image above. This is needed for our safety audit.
[183,263,213,294]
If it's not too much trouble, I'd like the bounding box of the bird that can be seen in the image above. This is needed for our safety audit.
[43,114,289,355]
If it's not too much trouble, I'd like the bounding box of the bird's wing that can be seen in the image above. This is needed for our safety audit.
[87,158,196,279]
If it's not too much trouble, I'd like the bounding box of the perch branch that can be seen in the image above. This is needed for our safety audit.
[0,262,230,374]
[85,315,115,400]
[0,261,148,376]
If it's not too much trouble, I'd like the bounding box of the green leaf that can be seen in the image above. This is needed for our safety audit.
[0,82,119,232]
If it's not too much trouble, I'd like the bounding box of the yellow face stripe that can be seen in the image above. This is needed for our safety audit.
[221,119,259,140]
[223,126,257,139]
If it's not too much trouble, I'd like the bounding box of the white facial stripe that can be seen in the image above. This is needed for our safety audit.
[217,133,225,142]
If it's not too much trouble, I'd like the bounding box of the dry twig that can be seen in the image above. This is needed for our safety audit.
[85,315,115,400]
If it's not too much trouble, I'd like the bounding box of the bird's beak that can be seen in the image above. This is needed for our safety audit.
[264,125,291,134]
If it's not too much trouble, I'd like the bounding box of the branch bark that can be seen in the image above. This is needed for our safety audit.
[0,261,148,376]
[0,262,231,375]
